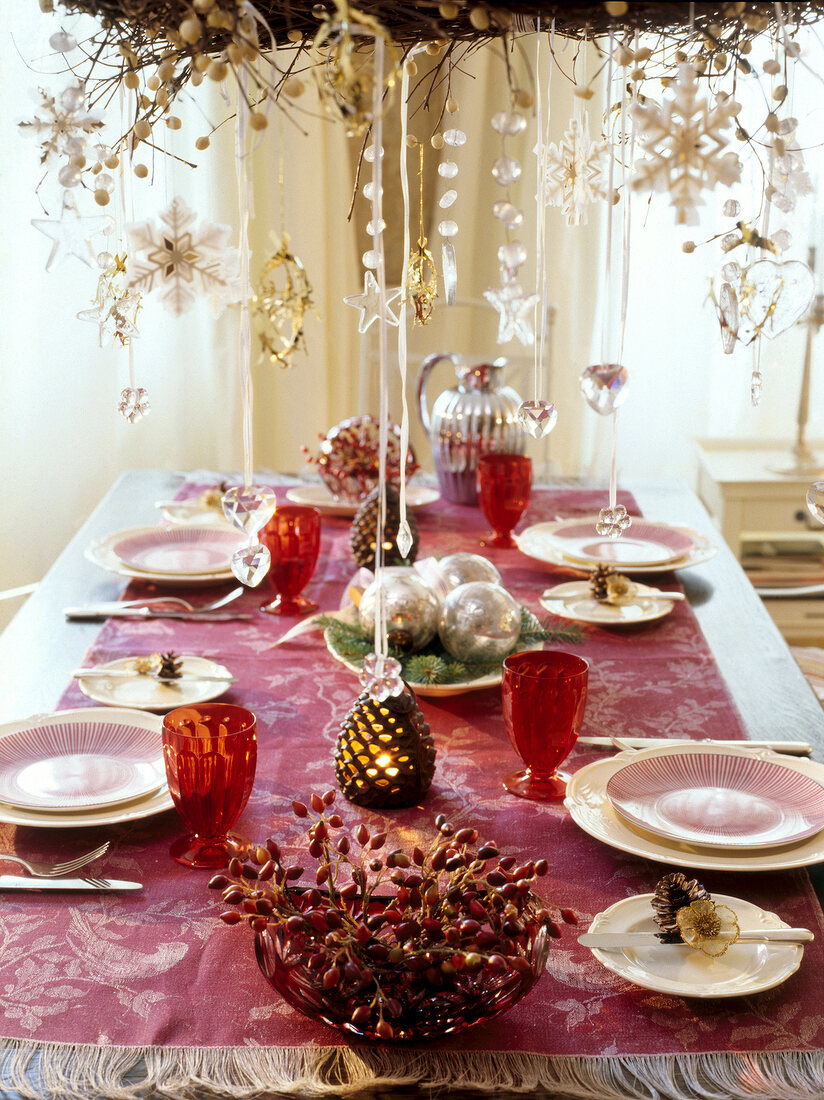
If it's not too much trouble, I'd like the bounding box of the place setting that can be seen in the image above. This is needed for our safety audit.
[74,650,236,711]
[85,525,247,586]
[540,563,686,626]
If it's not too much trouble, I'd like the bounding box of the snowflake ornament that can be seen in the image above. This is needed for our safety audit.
[539,116,608,226]
[632,64,741,226]
[126,196,241,318]
[19,83,102,169]
[768,124,813,214]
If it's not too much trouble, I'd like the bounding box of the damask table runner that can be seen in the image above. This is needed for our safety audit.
[2,486,823,1100]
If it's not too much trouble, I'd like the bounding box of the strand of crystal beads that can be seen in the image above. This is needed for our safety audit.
[434,94,464,306]
[483,105,538,347]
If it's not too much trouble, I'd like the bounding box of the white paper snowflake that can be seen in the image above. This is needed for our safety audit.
[768,125,813,214]
[126,196,241,317]
[539,116,608,226]
[19,84,102,166]
[632,63,741,226]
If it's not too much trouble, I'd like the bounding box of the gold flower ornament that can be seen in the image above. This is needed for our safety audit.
[676,899,741,957]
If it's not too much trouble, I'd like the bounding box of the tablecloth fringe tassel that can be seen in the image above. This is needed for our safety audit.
[3,1042,824,1099]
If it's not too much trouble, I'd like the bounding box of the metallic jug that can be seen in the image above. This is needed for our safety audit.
[416,353,525,505]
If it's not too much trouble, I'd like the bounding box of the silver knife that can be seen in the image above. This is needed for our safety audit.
[64,608,254,622]
[0,875,142,892]
[72,668,236,683]
[579,929,813,948]
[576,736,813,756]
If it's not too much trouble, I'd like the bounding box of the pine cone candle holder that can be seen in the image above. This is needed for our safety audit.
[208,792,577,1042]
[588,564,615,601]
[335,684,435,808]
[652,872,711,943]
[350,485,420,569]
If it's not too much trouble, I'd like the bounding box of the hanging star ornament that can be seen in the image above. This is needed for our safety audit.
[344,270,403,334]
[631,63,741,226]
[31,191,114,272]
[126,196,240,317]
[539,116,608,227]
[77,254,141,347]
[483,278,539,346]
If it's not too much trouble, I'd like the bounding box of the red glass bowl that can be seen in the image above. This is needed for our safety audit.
[254,907,548,1042]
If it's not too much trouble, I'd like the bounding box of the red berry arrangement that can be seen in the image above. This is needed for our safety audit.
[209,791,576,1041]
[301,415,419,503]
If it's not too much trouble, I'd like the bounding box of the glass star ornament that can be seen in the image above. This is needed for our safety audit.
[32,191,114,272]
[360,653,404,702]
[126,196,241,317]
[579,364,630,415]
[343,271,403,334]
[539,116,608,227]
[77,254,141,347]
[231,542,271,587]
[221,485,277,536]
[735,260,814,345]
[19,83,102,167]
[632,63,741,226]
[596,504,631,539]
[517,400,558,439]
[483,278,539,346]
[117,387,151,423]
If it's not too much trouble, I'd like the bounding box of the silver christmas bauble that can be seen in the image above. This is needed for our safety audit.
[359,570,440,652]
[438,581,521,663]
[438,552,502,589]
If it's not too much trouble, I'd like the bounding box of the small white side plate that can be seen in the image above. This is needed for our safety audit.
[585,892,804,998]
[286,484,440,516]
[540,581,675,625]
[78,656,234,711]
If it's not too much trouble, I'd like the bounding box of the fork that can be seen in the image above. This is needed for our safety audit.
[64,587,245,618]
[0,841,110,878]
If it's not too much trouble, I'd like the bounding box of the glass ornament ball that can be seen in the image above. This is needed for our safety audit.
[57,163,82,188]
[49,30,78,52]
[97,251,114,270]
[806,482,824,526]
[498,242,527,271]
[65,137,85,158]
[722,199,741,218]
[579,363,630,415]
[437,552,502,590]
[443,128,467,147]
[60,84,86,113]
[491,111,527,136]
[366,219,386,235]
[491,156,522,186]
[438,220,459,238]
[358,570,441,653]
[438,581,521,663]
[492,202,523,229]
[439,190,458,209]
[97,172,115,194]
[721,261,741,283]
[362,249,380,269]
[364,144,384,162]
[438,161,459,179]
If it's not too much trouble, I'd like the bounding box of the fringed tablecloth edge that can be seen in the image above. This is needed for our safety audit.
[3,1041,824,1100]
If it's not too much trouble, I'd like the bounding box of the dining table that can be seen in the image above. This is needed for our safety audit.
[1,468,824,1100]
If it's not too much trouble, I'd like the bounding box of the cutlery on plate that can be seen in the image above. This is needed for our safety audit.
[64,608,254,622]
[0,875,142,892]
[576,736,814,756]
[579,929,814,949]
[0,841,110,878]
[72,668,236,684]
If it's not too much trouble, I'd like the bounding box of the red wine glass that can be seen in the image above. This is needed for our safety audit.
[501,651,589,801]
[476,454,532,549]
[162,703,257,868]
[259,505,322,615]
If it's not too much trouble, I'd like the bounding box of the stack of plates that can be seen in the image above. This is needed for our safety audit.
[566,741,824,871]
[86,525,245,585]
[516,517,716,574]
[0,708,172,827]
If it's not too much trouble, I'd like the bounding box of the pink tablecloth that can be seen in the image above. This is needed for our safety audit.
[1,486,823,1099]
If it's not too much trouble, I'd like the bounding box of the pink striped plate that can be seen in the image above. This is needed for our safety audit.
[606,751,824,849]
[0,713,165,811]
[546,520,694,567]
[111,526,245,575]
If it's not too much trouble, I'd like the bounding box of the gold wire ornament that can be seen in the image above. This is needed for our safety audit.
[406,144,438,325]
[675,899,741,957]
[312,1,399,136]
[251,233,314,369]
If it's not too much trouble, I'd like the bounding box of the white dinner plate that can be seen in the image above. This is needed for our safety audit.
[0,708,166,812]
[540,581,676,625]
[542,519,695,568]
[517,521,716,575]
[286,483,440,516]
[111,527,244,576]
[323,631,502,697]
[585,892,804,998]
[565,742,824,870]
[606,750,824,849]
[78,656,234,711]
[87,526,235,585]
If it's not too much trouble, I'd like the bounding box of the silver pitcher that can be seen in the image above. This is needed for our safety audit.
[416,354,525,505]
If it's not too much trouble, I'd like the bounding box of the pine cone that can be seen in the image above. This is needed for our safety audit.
[157,651,183,681]
[652,873,711,943]
[350,485,420,570]
[589,564,615,601]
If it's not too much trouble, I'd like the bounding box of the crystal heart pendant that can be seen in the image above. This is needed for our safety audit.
[517,400,558,439]
[579,364,630,415]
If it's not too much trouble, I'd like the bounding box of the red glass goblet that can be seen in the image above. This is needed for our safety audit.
[259,505,322,616]
[501,651,589,801]
[476,454,532,549]
[162,703,257,868]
